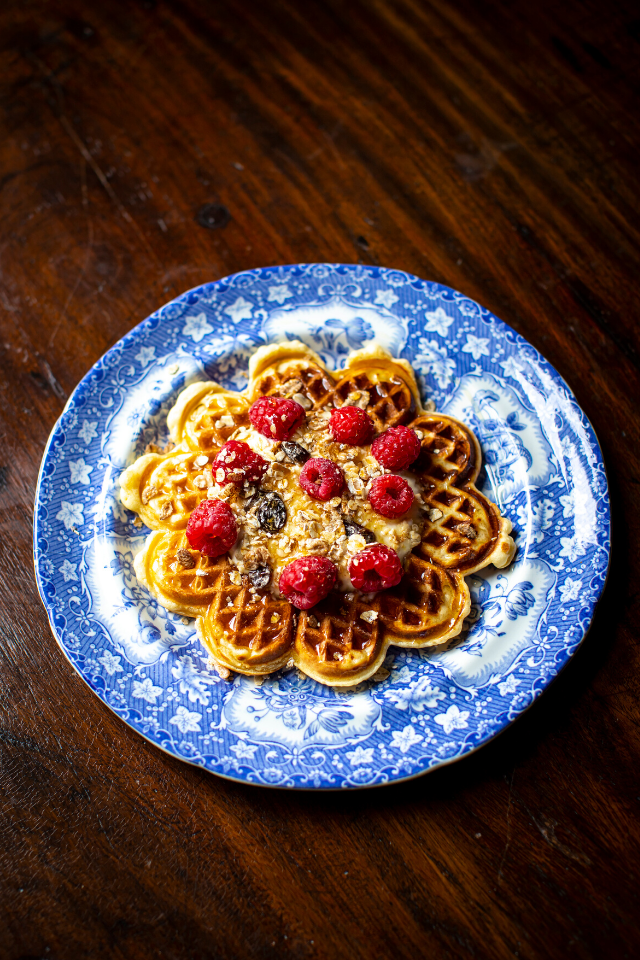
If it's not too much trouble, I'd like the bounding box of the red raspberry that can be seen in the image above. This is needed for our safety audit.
[329,405,374,445]
[185,499,237,557]
[279,556,338,609]
[249,396,306,441]
[371,425,421,470]
[299,457,344,501]
[348,544,403,592]
[211,440,268,486]
[368,475,414,518]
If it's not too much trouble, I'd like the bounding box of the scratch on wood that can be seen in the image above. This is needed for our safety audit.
[497,768,515,884]
[59,115,159,265]
[25,53,159,267]
[0,290,19,313]
[47,171,94,350]
[38,357,66,399]
[534,814,592,867]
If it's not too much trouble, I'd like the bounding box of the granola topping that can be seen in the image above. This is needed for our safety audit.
[227,415,425,593]
[360,610,378,623]
[141,485,159,505]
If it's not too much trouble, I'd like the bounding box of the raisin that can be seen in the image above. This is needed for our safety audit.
[245,565,271,589]
[342,516,377,543]
[281,441,310,464]
[257,493,287,533]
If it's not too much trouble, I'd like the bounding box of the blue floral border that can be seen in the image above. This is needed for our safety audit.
[33,264,610,789]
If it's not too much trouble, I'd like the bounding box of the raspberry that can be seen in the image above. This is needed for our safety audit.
[329,405,374,445]
[211,440,268,486]
[299,457,344,501]
[371,425,421,470]
[279,556,338,609]
[185,499,237,557]
[249,396,306,441]
[368,475,414,518]
[348,544,403,592]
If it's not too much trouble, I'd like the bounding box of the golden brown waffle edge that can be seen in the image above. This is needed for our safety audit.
[120,341,516,686]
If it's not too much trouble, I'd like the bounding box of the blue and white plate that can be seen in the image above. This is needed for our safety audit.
[34,264,610,789]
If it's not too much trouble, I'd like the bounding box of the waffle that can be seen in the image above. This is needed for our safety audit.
[410,412,515,573]
[120,448,212,530]
[168,382,251,455]
[120,340,515,686]
[198,577,294,675]
[134,530,229,617]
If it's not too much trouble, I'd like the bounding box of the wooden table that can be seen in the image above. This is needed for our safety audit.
[1,1,638,957]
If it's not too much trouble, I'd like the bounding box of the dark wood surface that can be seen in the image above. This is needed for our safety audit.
[1,1,639,957]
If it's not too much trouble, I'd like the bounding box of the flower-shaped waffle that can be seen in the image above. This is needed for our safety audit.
[120,342,515,687]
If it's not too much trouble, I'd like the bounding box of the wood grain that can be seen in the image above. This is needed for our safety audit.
[1,1,639,957]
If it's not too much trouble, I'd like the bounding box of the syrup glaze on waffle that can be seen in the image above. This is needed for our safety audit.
[120,341,515,687]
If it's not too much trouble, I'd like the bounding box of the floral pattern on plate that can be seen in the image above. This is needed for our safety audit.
[34,264,610,788]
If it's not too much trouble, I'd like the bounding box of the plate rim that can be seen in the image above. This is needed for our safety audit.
[33,262,612,789]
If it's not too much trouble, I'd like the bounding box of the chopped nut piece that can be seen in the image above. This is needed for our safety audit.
[159,501,174,519]
[214,662,231,680]
[304,538,329,555]
[360,609,378,623]
[457,522,477,539]
[133,516,142,527]
[347,534,367,552]
[216,414,235,429]
[292,392,313,410]
[244,545,271,566]
[282,378,304,396]
[177,548,196,568]
[194,454,209,467]
[307,614,319,628]
[193,475,208,489]
[141,484,159,505]
[428,507,443,522]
